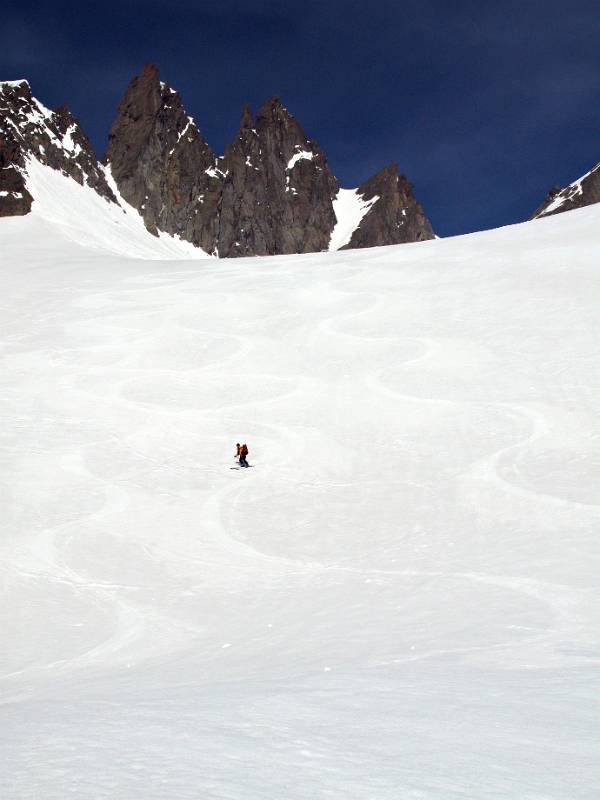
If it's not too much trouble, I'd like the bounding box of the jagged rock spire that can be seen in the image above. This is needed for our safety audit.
[340,162,434,250]
[1,68,436,255]
[104,64,220,251]
[216,96,339,257]
[239,104,253,130]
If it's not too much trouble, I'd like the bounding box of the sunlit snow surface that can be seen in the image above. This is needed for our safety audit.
[329,187,379,250]
[1,201,600,799]
[25,157,205,259]
[286,149,314,170]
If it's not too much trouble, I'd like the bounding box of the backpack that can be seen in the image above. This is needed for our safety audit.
[241,444,248,457]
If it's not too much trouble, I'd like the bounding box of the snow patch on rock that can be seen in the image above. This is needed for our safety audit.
[329,188,380,251]
[286,150,314,170]
[535,161,600,217]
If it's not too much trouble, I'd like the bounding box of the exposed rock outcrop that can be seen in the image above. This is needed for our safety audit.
[104,66,433,256]
[104,64,220,252]
[341,163,434,250]
[1,68,436,254]
[217,97,339,257]
[0,129,32,217]
[532,161,600,219]
[0,79,115,217]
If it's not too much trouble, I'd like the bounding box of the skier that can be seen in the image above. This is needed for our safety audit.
[235,443,242,462]
[239,442,249,468]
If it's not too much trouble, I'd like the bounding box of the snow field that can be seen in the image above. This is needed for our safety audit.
[24,156,206,259]
[1,202,599,799]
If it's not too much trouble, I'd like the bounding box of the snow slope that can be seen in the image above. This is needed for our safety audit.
[329,187,379,250]
[24,157,206,259]
[1,204,599,799]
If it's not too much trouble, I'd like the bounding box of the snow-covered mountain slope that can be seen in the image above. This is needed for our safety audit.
[532,159,600,219]
[2,70,435,255]
[0,77,115,216]
[23,156,205,259]
[1,205,599,799]
[0,78,207,259]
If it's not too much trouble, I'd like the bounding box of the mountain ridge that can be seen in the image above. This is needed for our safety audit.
[0,78,116,217]
[1,66,435,255]
[531,159,600,219]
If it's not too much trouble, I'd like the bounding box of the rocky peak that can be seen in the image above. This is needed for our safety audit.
[216,96,339,257]
[254,96,329,175]
[340,162,434,250]
[531,162,600,219]
[255,96,302,136]
[104,64,219,250]
[354,162,398,200]
[239,103,253,130]
[0,79,115,216]
[1,67,436,255]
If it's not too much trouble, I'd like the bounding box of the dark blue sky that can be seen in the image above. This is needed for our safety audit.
[2,0,599,236]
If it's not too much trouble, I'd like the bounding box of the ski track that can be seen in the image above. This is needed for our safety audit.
[1,205,600,799]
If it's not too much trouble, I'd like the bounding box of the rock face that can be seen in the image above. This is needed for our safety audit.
[104,65,433,255]
[1,67,436,254]
[341,163,434,250]
[0,129,32,217]
[217,97,339,257]
[104,70,341,256]
[104,64,220,252]
[0,79,115,217]
[532,160,600,219]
